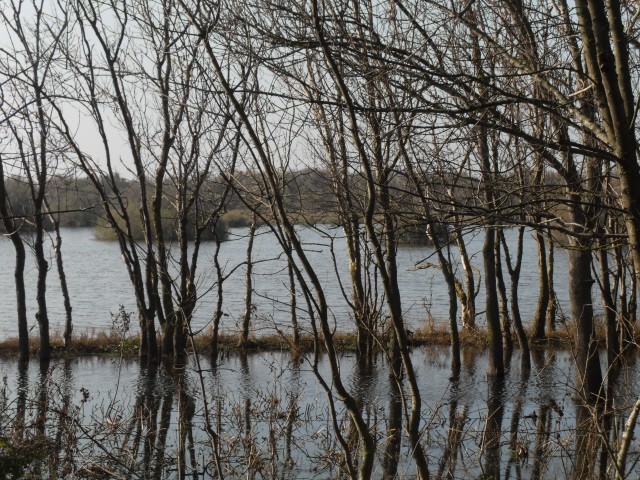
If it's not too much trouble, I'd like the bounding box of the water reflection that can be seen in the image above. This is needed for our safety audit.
[481,376,506,479]
[382,357,401,479]
[0,346,639,478]
[435,378,468,479]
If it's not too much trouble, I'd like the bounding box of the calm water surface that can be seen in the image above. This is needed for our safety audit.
[0,226,573,339]
[1,347,638,478]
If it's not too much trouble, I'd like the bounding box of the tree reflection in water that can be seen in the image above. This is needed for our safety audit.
[0,347,639,478]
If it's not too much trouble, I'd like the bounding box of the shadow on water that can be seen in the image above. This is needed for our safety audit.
[0,345,639,478]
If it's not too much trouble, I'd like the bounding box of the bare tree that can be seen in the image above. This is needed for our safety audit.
[178,3,379,476]
[0,0,70,360]
[0,155,29,360]
[51,0,235,360]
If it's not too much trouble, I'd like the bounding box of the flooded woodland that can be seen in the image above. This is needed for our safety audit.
[2,0,640,478]
[2,346,639,479]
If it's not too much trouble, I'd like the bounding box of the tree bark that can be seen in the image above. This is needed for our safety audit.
[569,240,603,403]
[495,230,512,358]
[452,218,476,329]
[239,214,257,348]
[0,160,29,361]
[52,217,73,350]
[500,227,531,374]
[546,236,557,332]
[531,230,549,340]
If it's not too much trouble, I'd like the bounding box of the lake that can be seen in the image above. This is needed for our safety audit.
[0,226,573,339]
[0,227,637,478]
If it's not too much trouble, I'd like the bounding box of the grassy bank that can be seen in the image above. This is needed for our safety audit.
[0,323,582,359]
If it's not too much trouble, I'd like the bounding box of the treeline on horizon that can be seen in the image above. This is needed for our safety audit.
[1,0,639,478]
[0,165,576,238]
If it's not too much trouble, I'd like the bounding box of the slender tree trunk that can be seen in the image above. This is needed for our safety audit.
[546,235,557,332]
[495,230,512,358]
[0,160,29,361]
[452,220,476,329]
[310,87,374,362]
[629,266,637,330]
[615,240,636,348]
[45,206,73,350]
[569,241,603,403]
[599,245,621,375]
[34,213,50,361]
[211,233,224,365]
[383,339,402,479]
[54,224,73,350]
[13,236,29,361]
[369,178,429,479]
[469,12,503,376]
[616,395,640,480]
[240,214,257,348]
[484,226,504,377]
[531,230,549,340]
[478,125,503,377]
[396,120,460,376]
[501,227,531,374]
[446,268,461,378]
[287,244,300,348]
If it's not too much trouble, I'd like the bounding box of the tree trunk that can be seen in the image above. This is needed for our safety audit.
[500,227,531,374]
[239,215,257,348]
[599,245,621,375]
[45,205,73,351]
[0,161,29,361]
[478,125,503,377]
[495,230,512,358]
[211,234,224,365]
[383,338,403,479]
[13,235,29,361]
[574,0,640,333]
[287,246,300,348]
[569,241,603,403]
[453,221,476,329]
[484,226,504,377]
[531,230,549,340]
[444,263,461,378]
[34,213,50,361]
[546,235,557,332]
[54,223,73,350]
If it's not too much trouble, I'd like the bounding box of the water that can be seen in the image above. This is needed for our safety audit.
[0,226,573,339]
[0,228,634,478]
[0,347,638,478]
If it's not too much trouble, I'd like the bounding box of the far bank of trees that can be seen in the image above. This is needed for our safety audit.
[1,0,639,478]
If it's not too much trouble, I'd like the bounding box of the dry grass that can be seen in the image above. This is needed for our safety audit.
[0,329,138,357]
[0,321,634,359]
